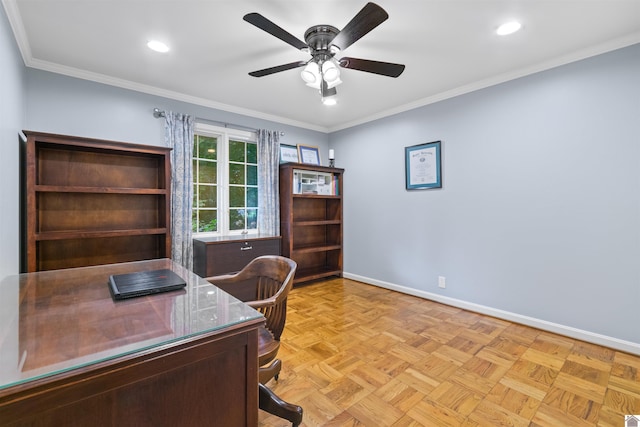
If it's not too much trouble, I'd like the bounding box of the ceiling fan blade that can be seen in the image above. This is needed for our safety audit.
[249,61,307,77]
[339,57,405,77]
[330,2,389,51]
[243,13,308,51]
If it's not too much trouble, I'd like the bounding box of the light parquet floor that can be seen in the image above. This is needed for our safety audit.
[258,278,640,427]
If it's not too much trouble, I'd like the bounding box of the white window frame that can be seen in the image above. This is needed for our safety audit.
[193,122,257,237]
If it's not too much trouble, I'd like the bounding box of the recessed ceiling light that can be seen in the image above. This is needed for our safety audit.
[147,40,170,53]
[496,21,522,36]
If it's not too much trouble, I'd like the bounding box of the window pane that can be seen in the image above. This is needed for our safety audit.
[195,209,217,232]
[229,140,245,162]
[197,136,217,160]
[247,187,258,207]
[198,160,217,184]
[229,186,245,207]
[247,209,257,229]
[229,163,245,185]
[247,143,257,163]
[193,129,258,235]
[229,209,245,230]
[198,185,217,208]
[247,165,257,186]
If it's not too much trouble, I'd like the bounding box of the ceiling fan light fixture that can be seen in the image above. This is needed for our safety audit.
[322,94,337,106]
[326,77,342,89]
[301,62,320,84]
[244,3,405,106]
[496,21,522,36]
[322,60,340,83]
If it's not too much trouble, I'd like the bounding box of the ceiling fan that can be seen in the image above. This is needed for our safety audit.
[243,2,405,105]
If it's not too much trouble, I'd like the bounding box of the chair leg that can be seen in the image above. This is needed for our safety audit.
[258,383,303,427]
[259,358,282,384]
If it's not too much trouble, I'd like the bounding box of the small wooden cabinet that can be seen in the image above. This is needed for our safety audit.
[193,235,281,277]
[279,163,344,285]
[22,131,172,272]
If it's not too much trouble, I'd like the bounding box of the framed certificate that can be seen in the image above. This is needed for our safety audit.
[280,144,299,163]
[297,144,320,165]
[405,141,442,190]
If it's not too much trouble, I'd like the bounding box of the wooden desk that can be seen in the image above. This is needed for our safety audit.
[0,259,264,426]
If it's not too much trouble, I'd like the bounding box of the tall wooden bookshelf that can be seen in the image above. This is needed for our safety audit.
[22,131,172,272]
[279,163,344,285]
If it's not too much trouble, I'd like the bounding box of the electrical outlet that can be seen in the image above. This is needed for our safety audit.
[438,276,446,289]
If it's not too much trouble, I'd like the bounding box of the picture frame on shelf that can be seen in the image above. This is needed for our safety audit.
[297,144,320,165]
[280,144,299,163]
[405,140,442,190]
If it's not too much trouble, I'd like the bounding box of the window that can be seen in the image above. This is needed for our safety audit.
[192,123,258,235]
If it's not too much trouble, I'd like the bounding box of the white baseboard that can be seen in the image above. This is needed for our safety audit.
[343,272,640,356]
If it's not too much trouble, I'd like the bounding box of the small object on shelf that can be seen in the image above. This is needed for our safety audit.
[329,149,335,167]
[280,144,299,163]
[294,170,334,195]
[297,144,320,165]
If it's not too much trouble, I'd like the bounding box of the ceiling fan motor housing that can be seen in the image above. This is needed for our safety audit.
[304,25,340,61]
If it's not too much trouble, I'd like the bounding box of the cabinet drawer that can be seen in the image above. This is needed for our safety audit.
[194,237,281,277]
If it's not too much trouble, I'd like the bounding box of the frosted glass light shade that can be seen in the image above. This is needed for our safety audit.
[301,62,320,84]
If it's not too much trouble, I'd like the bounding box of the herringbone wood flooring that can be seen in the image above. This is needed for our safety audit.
[258,278,640,426]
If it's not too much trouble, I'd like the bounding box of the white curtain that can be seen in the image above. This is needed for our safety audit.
[165,112,194,270]
[257,129,280,235]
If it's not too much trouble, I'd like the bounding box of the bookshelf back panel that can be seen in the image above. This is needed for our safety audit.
[37,235,165,271]
[37,193,164,232]
[37,147,164,189]
[326,199,342,221]
[292,198,341,222]
[295,252,328,270]
[295,249,341,272]
[292,224,341,248]
[292,198,326,222]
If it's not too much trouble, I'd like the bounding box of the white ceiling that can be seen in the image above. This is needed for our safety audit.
[4,0,640,132]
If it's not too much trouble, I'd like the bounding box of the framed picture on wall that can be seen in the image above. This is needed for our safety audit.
[405,140,442,190]
[297,144,320,165]
[280,144,299,163]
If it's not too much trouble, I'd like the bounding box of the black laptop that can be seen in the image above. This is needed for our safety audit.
[108,269,186,300]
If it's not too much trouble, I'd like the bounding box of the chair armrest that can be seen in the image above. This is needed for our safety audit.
[245,298,276,310]
[205,272,245,284]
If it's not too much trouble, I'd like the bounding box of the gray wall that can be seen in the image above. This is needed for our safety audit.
[332,44,640,349]
[0,9,25,279]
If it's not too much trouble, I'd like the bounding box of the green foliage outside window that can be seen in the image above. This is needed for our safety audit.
[228,139,258,231]
[193,135,218,233]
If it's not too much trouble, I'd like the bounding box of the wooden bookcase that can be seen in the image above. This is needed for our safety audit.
[22,131,172,272]
[279,163,344,285]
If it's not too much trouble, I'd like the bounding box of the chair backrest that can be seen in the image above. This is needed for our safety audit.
[207,255,297,341]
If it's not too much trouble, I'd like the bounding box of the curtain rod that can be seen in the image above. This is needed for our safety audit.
[153,108,284,136]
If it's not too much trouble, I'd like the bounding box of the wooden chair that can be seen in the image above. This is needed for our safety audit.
[206,255,302,426]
